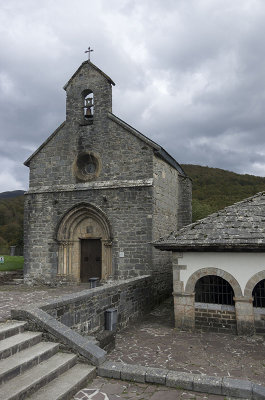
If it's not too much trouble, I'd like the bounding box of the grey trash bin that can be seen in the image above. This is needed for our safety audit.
[105,308,117,331]
[88,277,99,288]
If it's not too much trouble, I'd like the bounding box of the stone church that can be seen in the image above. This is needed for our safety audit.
[24,60,192,297]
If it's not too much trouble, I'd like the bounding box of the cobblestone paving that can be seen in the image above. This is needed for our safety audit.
[108,299,265,386]
[73,376,228,399]
[0,283,91,321]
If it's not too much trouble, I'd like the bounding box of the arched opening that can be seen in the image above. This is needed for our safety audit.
[244,272,265,334]
[252,279,265,308]
[195,275,235,305]
[56,204,112,282]
[185,267,242,298]
[252,279,265,334]
[82,89,94,124]
[194,274,236,332]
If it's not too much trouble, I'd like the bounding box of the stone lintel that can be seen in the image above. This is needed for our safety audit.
[25,178,154,195]
[172,264,187,270]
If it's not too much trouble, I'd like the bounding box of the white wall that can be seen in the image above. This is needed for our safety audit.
[179,252,265,294]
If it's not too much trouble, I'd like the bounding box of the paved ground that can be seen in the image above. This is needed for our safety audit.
[108,301,265,385]
[0,283,92,321]
[107,298,265,386]
[73,376,229,399]
[0,285,264,398]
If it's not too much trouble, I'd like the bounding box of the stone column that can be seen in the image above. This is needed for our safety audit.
[234,297,255,335]
[172,253,195,331]
[57,241,74,276]
[102,239,112,280]
[173,292,195,330]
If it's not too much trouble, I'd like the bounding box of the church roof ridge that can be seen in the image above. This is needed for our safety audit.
[63,60,115,90]
[154,191,265,251]
[108,113,187,176]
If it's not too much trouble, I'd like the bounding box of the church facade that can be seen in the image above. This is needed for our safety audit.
[24,60,192,297]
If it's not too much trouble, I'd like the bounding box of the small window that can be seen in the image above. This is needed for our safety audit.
[73,152,101,182]
[195,275,235,305]
[253,279,265,308]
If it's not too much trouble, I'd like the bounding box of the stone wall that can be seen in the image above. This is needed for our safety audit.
[254,308,265,335]
[177,174,192,229]
[152,156,180,301]
[24,185,154,283]
[41,276,153,334]
[195,303,237,333]
[0,270,23,284]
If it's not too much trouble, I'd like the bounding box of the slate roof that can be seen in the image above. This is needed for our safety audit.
[154,191,265,252]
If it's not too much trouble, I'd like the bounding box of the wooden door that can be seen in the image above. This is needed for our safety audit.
[80,239,102,282]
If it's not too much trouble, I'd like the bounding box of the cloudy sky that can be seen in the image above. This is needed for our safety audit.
[1,0,265,190]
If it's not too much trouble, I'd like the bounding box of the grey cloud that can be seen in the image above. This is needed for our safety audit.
[1,0,265,191]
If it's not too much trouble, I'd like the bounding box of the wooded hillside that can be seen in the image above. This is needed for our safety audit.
[0,195,24,252]
[182,164,265,222]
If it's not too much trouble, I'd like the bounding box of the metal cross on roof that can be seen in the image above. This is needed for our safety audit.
[85,47,94,61]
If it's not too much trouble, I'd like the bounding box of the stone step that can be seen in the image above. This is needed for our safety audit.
[0,341,60,385]
[27,363,96,400]
[0,352,77,400]
[0,331,42,360]
[0,321,27,340]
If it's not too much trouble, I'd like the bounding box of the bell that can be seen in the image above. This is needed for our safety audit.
[84,107,93,119]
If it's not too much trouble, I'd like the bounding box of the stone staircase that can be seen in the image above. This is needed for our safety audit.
[0,321,96,400]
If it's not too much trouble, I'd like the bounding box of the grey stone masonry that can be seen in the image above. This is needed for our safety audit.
[41,276,154,334]
[23,59,192,288]
[11,277,154,364]
[195,304,237,333]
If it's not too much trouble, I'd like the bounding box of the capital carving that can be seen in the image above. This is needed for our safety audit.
[60,240,74,247]
[103,240,112,247]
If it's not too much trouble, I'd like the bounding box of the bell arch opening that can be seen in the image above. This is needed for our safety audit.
[56,203,112,282]
[82,89,94,125]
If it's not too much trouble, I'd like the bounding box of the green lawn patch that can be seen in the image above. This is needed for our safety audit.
[0,255,24,271]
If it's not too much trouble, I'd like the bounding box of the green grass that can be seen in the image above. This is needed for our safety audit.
[0,255,24,271]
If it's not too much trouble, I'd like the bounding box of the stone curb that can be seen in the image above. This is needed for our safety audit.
[97,361,265,399]
[11,307,107,366]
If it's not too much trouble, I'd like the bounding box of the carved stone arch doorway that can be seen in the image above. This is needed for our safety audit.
[56,203,112,282]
